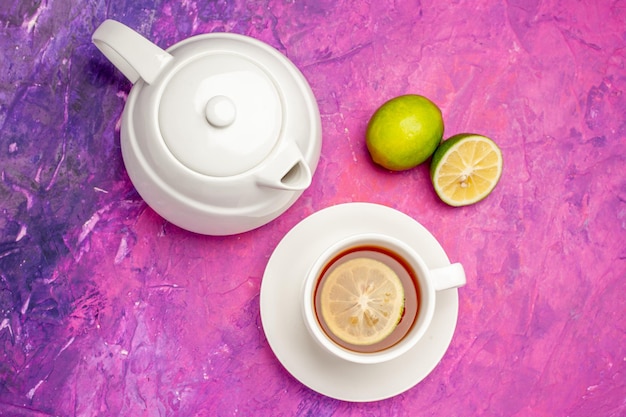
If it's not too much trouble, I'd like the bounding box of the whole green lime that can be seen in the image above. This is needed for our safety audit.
[366,95,444,171]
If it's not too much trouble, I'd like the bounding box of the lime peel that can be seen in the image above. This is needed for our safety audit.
[366,94,444,171]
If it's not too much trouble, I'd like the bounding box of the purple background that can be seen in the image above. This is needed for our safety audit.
[1,0,625,416]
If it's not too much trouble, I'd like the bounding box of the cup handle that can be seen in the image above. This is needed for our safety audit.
[430,263,466,291]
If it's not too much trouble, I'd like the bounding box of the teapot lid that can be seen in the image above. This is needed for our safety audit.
[158,52,282,177]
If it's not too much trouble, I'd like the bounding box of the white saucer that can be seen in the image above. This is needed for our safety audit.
[259,203,460,402]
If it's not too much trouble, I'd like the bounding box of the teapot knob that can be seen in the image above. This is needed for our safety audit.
[205,95,237,128]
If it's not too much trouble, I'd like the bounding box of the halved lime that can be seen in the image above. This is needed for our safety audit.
[430,133,503,206]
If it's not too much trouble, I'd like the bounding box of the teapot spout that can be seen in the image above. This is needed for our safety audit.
[276,160,312,191]
[92,19,173,85]
[256,142,312,191]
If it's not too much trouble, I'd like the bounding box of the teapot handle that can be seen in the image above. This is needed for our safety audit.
[92,19,173,85]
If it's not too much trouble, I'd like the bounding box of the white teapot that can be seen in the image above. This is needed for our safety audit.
[92,20,321,235]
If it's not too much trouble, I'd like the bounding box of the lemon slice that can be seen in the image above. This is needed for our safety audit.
[430,133,503,206]
[319,257,405,346]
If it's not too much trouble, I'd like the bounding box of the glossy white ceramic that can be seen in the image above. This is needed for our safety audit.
[302,233,465,365]
[92,20,321,235]
[260,203,462,401]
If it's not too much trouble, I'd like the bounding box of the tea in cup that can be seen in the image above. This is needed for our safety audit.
[302,233,465,364]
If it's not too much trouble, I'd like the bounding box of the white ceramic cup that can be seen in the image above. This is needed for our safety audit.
[302,233,466,365]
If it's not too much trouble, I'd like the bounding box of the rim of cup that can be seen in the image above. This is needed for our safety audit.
[301,233,437,365]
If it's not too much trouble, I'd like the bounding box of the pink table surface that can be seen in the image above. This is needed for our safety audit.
[1,0,625,416]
